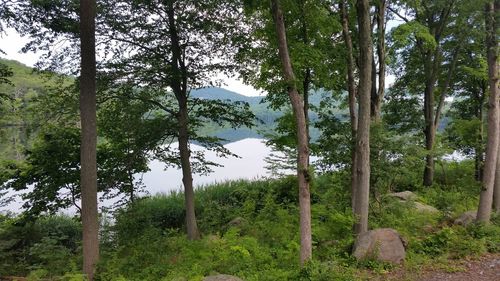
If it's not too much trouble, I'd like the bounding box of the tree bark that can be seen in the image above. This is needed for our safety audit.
[178,101,200,239]
[340,0,358,213]
[300,1,311,165]
[493,132,500,213]
[422,55,438,186]
[271,0,312,265]
[477,0,500,222]
[374,0,386,122]
[80,0,99,280]
[354,0,372,234]
[166,4,200,239]
[475,87,486,182]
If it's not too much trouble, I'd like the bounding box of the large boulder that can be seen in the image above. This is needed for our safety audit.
[353,228,406,264]
[202,274,244,281]
[388,191,439,214]
[414,202,439,213]
[389,191,418,201]
[227,217,246,228]
[454,211,477,226]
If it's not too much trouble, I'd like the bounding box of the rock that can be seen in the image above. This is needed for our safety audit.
[414,202,440,213]
[353,228,406,264]
[389,191,418,201]
[388,191,439,213]
[202,274,244,281]
[454,211,477,226]
[227,217,246,227]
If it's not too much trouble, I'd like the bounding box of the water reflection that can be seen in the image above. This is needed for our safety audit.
[141,138,273,195]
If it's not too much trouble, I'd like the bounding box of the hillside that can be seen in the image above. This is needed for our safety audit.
[0,59,337,143]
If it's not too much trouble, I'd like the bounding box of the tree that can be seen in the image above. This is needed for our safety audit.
[370,0,387,122]
[339,0,359,212]
[389,0,470,186]
[79,0,99,279]
[445,41,488,181]
[477,0,499,223]
[100,0,255,240]
[353,0,372,234]
[270,0,312,265]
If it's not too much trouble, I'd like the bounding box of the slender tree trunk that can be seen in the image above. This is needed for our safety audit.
[375,0,386,122]
[271,0,312,265]
[476,90,485,182]
[80,0,99,280]
[299,1,310,165]
[354,0,372,234]
[494,133,500,213]
[340,0,358,213]
[166,4,200,239]
[423,56,437,186]
[178,101,200,239]
[303,69,310,165]
[370,52,377,119]
[477,0,500,222]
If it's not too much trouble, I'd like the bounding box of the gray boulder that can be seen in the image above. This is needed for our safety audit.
[389,191,418,201]
[227,217,246,227]
[389,191,439,213]
[414,202,439,213]
[353,228,406,264]
[454,211,477,226]
[202,274,244,281]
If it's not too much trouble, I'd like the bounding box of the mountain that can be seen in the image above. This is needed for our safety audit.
[191,87,263,105]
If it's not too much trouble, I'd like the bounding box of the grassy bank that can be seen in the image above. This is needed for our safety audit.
[1,161,499,280]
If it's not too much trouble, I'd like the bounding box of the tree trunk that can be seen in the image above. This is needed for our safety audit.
[178,101,200,240]
[494,134,500,213]
[477,0,500,222]
[354,0,372,234]
[375,0,386,122]
[80,0,99,280]
[370,52,377,119]
[476,89,485,182]
[300,1,311,163]
[340,0,358,213]
[271,0,312,265]
[166,4,200,239]
[423,56,438,186]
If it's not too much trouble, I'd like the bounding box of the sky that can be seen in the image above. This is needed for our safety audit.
[0,28,265,96]
[0,27,395,96]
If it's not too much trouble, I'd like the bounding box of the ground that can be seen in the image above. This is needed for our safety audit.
[369,253,500,281]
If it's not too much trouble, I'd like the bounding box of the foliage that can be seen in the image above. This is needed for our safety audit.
[0,214,81,277]
[0,161,499,279]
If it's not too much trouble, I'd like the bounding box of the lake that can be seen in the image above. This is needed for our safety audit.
[1,138,282,213]
[141,138,277,195]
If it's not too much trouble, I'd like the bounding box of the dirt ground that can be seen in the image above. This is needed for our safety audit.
[418,253,500,281]
[367,253,500,281]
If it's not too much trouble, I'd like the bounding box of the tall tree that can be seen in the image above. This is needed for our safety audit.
[354,0,372,234]
[339,0,359,212]
[270,0,312,265]
[79,0,98,279]
[100,0,254,240]
[389,0,466,186]
[370,0,387,121]
[477,0,499,223]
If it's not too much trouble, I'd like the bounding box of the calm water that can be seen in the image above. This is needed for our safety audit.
[1,138,277,212]
[141,138,275,195]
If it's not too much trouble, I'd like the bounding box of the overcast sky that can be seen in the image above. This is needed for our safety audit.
[1,27,395,96]
[0,28,265,96]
